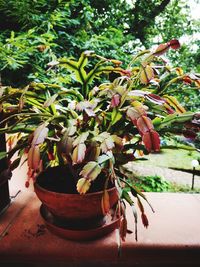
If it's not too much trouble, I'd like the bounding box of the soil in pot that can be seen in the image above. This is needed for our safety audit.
[37,165,114,194]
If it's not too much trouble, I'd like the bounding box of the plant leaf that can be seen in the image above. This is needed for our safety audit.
[110,94,121,108]
[76,178,91,194]
[142,130,160,152]
[79,161,101,181]
[101,189,110,215]
[137,116,154,134]
[153,42,170,56]
[164,95,186,113]
[28,146,40,170]
[32,124,49,146]
[140,65,154,84]
[73,132,89,147]
[111,109,122,125]
[44,94,58,108]
[72,143,86,164]
[0,151,7,160]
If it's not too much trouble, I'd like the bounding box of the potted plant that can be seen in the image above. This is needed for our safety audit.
[0,40,199,241]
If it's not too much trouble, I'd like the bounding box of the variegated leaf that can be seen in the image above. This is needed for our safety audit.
[73,132,89,147]
[32,124,49,146]
[44,94,58,108]
[72,143,86,164]
[58,132,74,155]
[110,94,121,108]
[164,95,186,113]
[76,178,91,194]
[79,161,101,181]
[140,65,154,85]
[127,107,145,123]
[100,135,115,153]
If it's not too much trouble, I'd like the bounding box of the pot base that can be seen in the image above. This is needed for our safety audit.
[40,204,121,241]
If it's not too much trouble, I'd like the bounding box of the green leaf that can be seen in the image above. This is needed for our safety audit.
[111,108,122,125]
[0,151,7,160]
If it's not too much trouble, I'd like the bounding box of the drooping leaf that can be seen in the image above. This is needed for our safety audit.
[32,124,49,146]
[72,143,86,164]
[142,130,160,152]
[76,178,91,194]
[140,65,154,85]
[28,146,40,170]
[101,189,110,215]
[137,116,154,134]
[120,216,127,241]
[79,161,101,181]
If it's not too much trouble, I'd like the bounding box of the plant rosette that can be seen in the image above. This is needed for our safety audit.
[0,40,199,241]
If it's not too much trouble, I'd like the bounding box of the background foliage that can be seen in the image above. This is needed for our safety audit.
[0,0,199,110]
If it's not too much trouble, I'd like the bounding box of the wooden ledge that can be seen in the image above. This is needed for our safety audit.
[0,191,200,267]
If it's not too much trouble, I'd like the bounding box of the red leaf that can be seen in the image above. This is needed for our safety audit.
[101,190,110,215]
[182,76,192,84]
[137,116,154,134]
[169,39,181,50]
[142,130,160,152]
[141,213,149,228]
[111,94,121,108]
[154,43,170,56]
[145,94,166,105]
[28,146,40,170]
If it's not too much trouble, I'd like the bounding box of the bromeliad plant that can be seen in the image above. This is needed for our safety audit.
[0,39,199,240]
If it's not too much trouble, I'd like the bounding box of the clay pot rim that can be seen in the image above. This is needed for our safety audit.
[34,180,117,197]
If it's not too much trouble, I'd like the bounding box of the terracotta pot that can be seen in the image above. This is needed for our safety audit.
[34,167,119,221]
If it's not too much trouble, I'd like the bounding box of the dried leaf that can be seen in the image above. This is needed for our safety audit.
[76,178,91,194]
[101,189,110,215]
[141,213,149,228]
